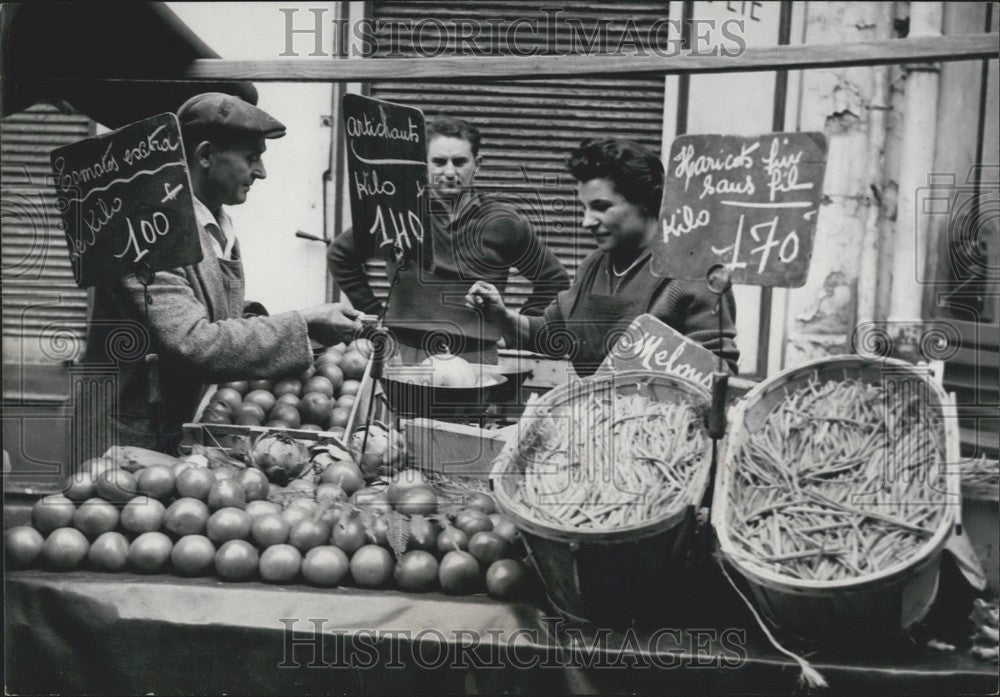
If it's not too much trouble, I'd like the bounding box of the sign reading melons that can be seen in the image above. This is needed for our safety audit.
[653,132,828,287]
[342,94,430,270]
[50,113,201,288]
[597,314,717,389]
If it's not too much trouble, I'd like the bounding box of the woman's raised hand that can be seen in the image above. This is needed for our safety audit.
[465,281,507,324]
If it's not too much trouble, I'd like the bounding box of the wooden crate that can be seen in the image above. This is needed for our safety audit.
[400,418,514,480]
[181,356,377,453]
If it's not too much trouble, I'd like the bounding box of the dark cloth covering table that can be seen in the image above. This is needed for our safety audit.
[5,557,996,695]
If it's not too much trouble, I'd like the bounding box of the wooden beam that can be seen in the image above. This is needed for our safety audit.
[13,34,998,83]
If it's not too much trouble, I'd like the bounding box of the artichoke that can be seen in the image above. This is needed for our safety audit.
[250,431,310,486]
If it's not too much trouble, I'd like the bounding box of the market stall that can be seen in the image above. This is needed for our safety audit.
[4,5,999,695]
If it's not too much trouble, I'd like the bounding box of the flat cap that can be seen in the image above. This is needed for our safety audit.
[177,92,286,139]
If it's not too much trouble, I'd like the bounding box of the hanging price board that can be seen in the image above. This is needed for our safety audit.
[50,113,201,288]
[342,94,430,270]
[652,132,828,288]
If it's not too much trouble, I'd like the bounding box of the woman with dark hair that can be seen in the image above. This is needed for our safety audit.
[466,138,739,377]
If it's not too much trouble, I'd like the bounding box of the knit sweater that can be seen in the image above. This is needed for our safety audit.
[328,191,570,332]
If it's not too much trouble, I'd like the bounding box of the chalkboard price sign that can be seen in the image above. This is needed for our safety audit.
[652,132,828,288]
[597,314,717,389]
[342,94,430,269]
[49,113,201,288]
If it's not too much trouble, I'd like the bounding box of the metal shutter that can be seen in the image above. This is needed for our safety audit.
[2,104,92,361]
[363,2,668,309]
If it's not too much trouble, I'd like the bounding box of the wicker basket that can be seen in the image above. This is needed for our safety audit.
[712,356,961,642]
[490,370,713,625]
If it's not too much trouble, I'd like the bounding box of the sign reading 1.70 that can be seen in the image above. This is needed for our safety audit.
[652,132,828,288]
[49,113,202,288]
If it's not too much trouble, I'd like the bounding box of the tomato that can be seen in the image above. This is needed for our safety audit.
[272,379,302,398]
[269,404,302,429]
[467,531,510,566]
[485,559,528,600]
[245,499,282,519]
[136,465,176,500]
[299,364,317,381]
[5,526,45,567]
[259,543,302,583]
[62,472,97,502]
[248,379,273,392]
[73,498,120,538]
[489,514,520,546]
[95,469,138,504]
[318,505,344,529]
[244,390,277,413]
[327,407,351,431]
[207,400,234,420]
[330,342,348,355]
[213,468,236,481]
[206,507,252,544]
[315,483,347,504]
[387,469,426,505]
[339,380,361,397]
[213,387,244,411]
[407,515,441,553]
[163,497,210,536]
[395,487,438,516]
[332,516,367,554]
[171,535,216,576]
[394,550,439,592]
[334,395,355,411]
[304,376,335,399]
[436,526,469,555]
[466,492,497,515]
[129,531,173,573]
[438,550,481,595]
[252,513,291,548]
[340,352,367,382]
[87,531,130,572]
[42,527,90,570]
[299,424,323,432]
[207,479,247,511]
[31,494,76,535]
[238,468,270,503]
[301,545,349,586]
[220,380,250,396]
[234,403,265,426]
[319,460,364,496]
[367,515,390,547]
[275,393,301,409]
[280,506,310,527]
[120,496,167,534]
[288,519,331,553]
[215,539,259,581]
[297,392,330,428]
[454,509,493,537]
[316,364,344,393]
[350,544,394,588]
[84,456,117,478]
[175,467,216,501]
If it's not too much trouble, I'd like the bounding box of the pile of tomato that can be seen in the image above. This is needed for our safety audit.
[6,455,531,600]
[199,339,372,433]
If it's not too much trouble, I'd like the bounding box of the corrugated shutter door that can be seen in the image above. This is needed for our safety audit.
[2,105,92,361]
[364,2,668,309]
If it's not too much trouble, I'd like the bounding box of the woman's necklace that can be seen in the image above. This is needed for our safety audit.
[609,254,645,277]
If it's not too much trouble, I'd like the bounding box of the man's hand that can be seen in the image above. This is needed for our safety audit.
[301,303,364,346]
[464,281,508,326]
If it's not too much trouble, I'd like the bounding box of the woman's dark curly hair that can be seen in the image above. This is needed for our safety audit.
[566,138,664,217]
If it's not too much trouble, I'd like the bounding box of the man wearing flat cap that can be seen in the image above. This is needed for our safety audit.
[79,93,362,456]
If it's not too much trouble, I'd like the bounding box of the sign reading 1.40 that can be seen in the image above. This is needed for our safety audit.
[50,113,202,288]
[652,132,828,288]
[342,94,431,270]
